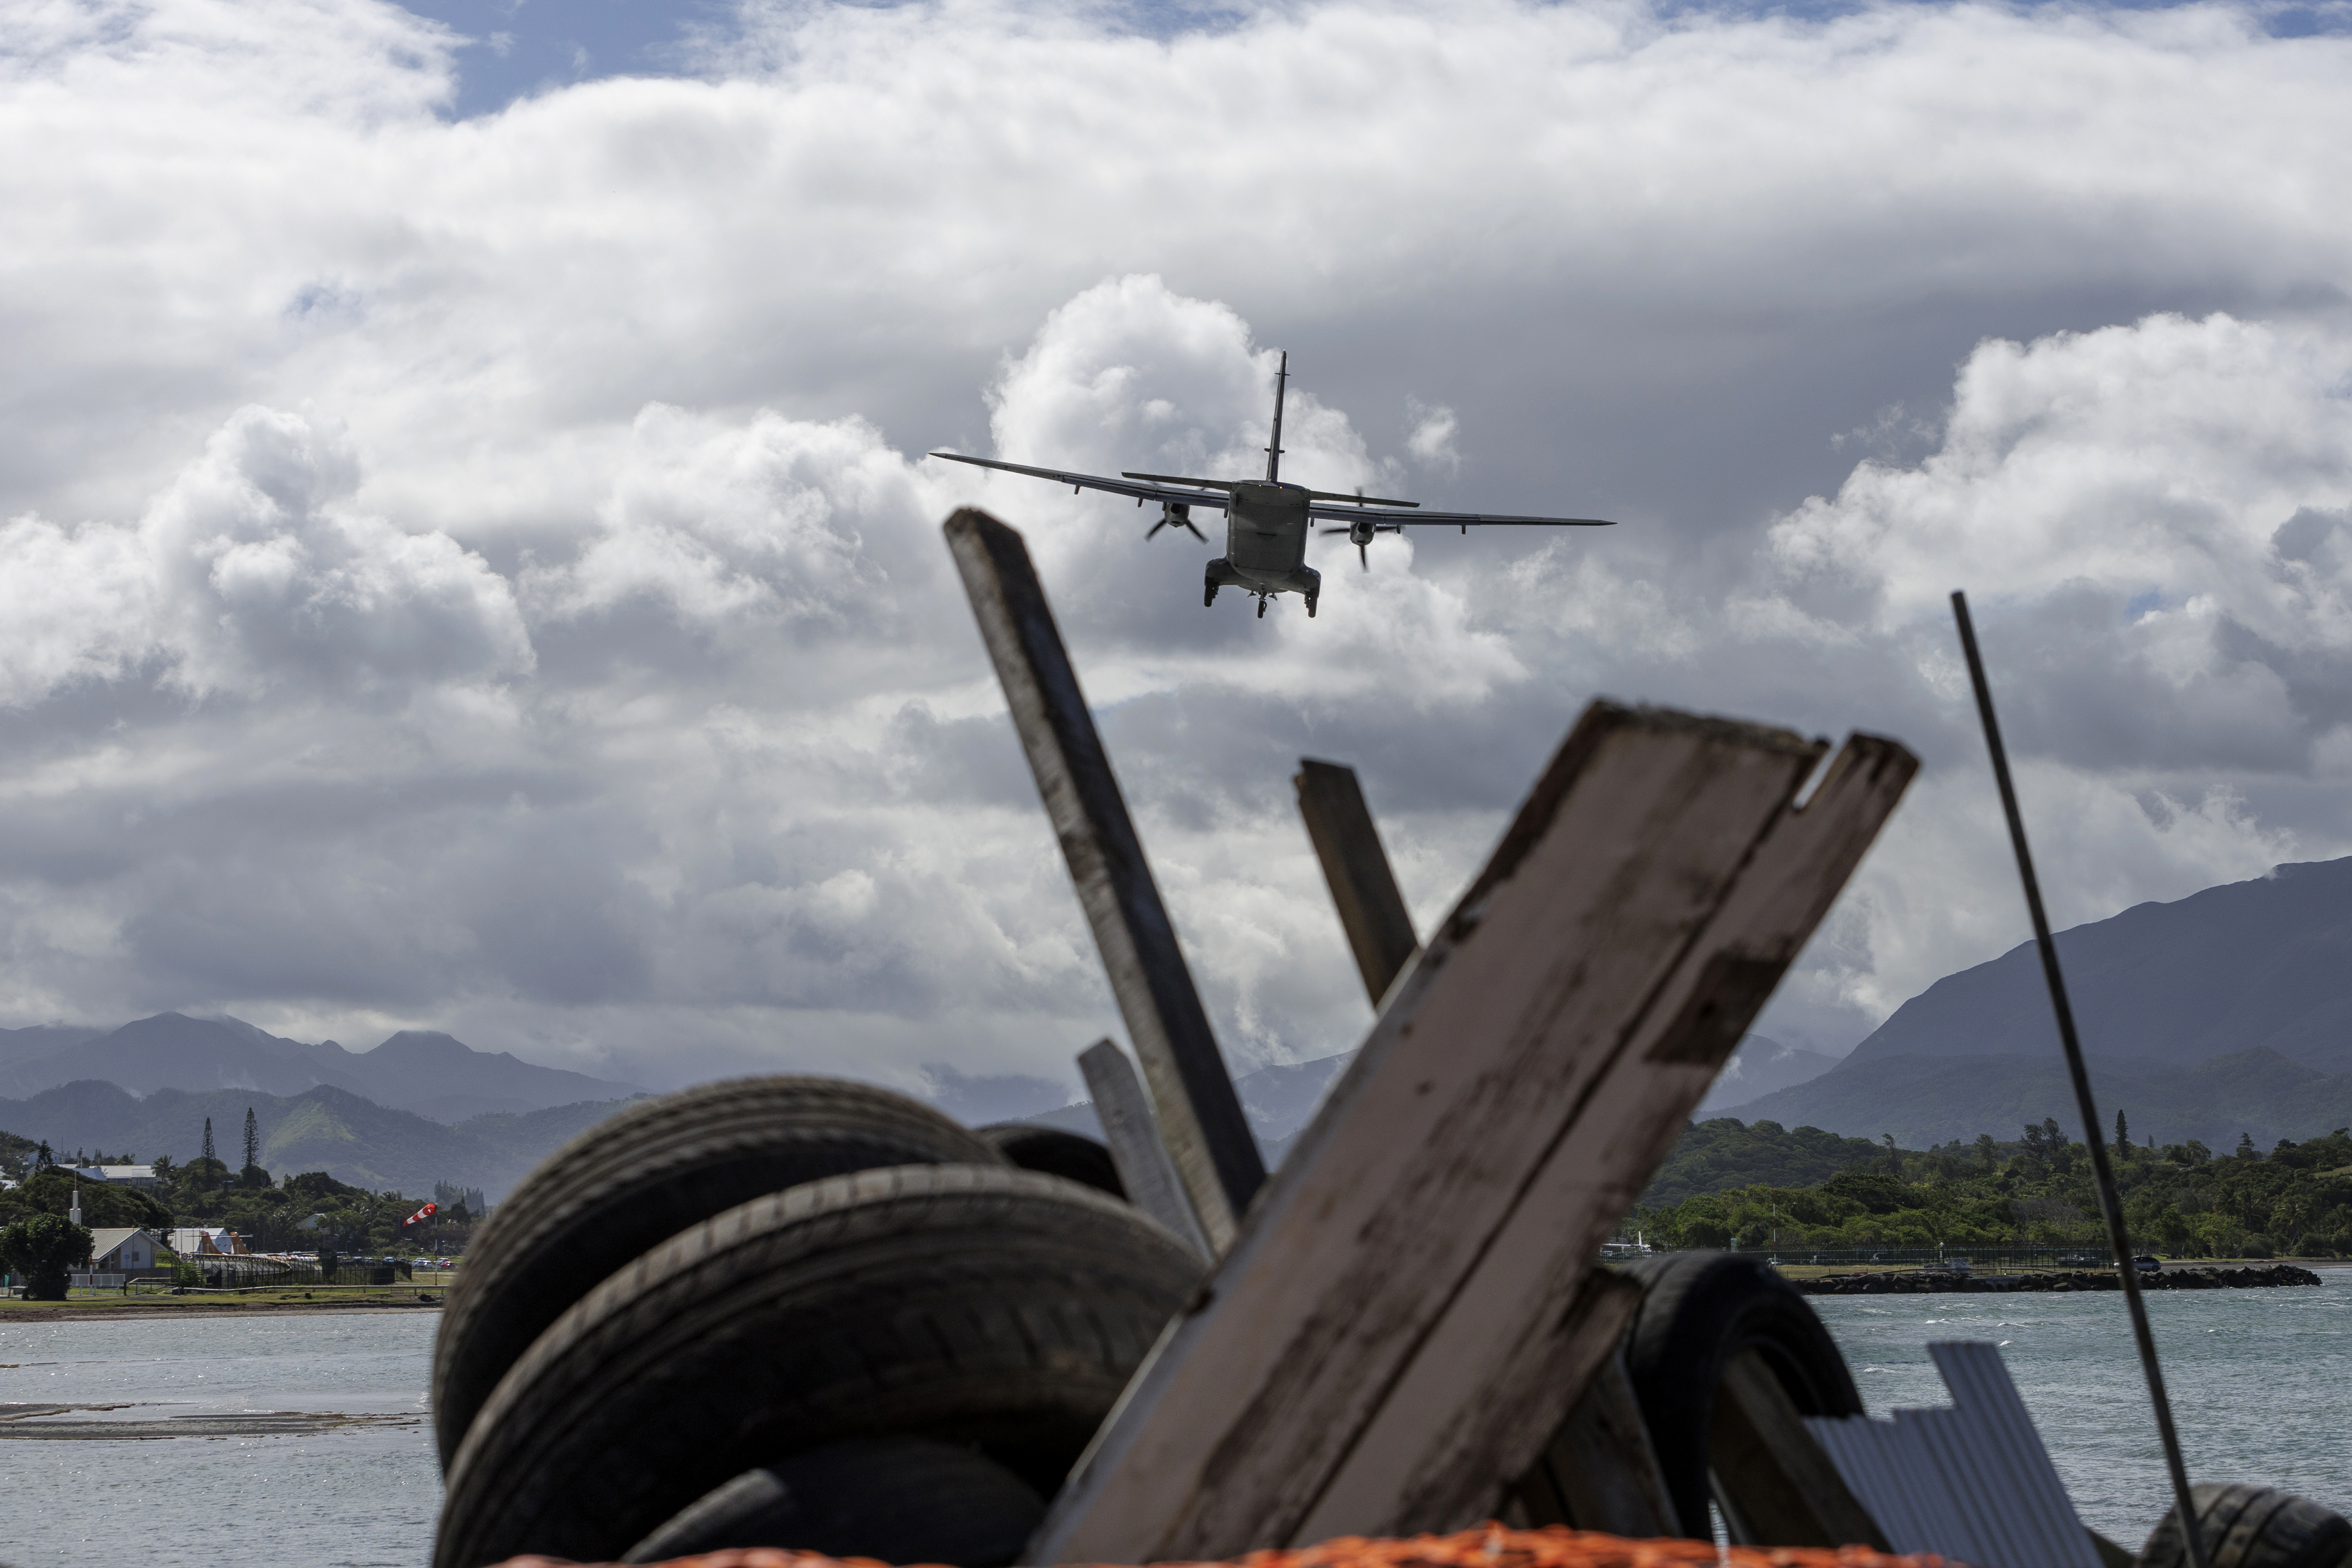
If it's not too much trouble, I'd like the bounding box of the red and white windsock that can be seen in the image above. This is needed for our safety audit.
[400,1201,438,1229]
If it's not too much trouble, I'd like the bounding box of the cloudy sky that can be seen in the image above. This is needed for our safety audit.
[4,0,2349,1114]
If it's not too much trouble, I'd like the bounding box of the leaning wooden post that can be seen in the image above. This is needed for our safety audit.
[1294,759,1419,1007]
[1032,706,1916,1564]
[944,508,1264,1248]
[1080,1039,1213,1260]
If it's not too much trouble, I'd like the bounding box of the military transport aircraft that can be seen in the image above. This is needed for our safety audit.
[930,354,1616,619]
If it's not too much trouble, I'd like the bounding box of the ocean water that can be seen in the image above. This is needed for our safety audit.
[1812,1266,2352,1547]
[0,1273,2344,1566]
[0,1311,439,1568]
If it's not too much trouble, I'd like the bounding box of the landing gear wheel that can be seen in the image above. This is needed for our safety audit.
[1307,596,1318,618]
[430,1078,1006,1471]
[621,1436,1046,1566]
[975,1122,1125,1199]
[1257,596,1267,618]
[2138,1484,2352,1568]
[432,1164,1201,1568]
[1204,584,1218,607]
[1618,1252,1864,1538]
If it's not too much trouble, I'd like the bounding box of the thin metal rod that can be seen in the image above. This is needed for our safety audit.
[945,507,1265,1248]
[1950,590,2209,1568]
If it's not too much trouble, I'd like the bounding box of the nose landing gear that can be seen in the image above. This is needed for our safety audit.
[1256,596,1267,619]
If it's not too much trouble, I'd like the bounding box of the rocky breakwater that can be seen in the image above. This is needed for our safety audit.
[1795,1263,2323,1296]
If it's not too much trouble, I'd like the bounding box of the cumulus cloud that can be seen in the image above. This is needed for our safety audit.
[1404,399,1460,475]
[1721,310,2352,1048]
[4,0,2352,1105]
[2,406,529,706]
[528,404,927,632]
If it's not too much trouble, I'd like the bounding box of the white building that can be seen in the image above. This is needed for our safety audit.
[167,1227,248,1257]
[86,1227,169,1277]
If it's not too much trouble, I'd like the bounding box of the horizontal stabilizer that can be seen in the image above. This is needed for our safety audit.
[1122,471,1241,490]
[1122,472,1422,508]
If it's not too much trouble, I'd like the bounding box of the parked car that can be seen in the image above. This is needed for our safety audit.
[2133,1254,2163,1272]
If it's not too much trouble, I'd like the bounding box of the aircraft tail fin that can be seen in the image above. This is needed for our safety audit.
[1264,351,1288,482]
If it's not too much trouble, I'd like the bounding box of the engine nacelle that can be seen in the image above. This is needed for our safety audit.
[1162,502,1191,527]
[1347,519,1377,548]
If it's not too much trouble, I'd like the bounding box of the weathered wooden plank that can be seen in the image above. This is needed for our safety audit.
[1504,1314,1679,1540]
[944,508,1263,1249]
[1034,703,1913,1563]
[1294,759,1419,1007]
[1079,1038,1212,1260]
[1712,1350,1890,1550]
[1294,731,1920,1539]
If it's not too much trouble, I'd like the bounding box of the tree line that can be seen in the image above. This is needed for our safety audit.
[1639,1116,2352,1258]
[1,1109,486,1298]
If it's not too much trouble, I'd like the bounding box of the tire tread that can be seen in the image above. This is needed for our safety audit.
[432,1076,1005,1468]
[433,1163,1198,1568]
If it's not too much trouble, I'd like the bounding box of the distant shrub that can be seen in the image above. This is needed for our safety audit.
[0,1214,93,1300]
[2241,1234,2276,1259]
[1681,1217,1732,1249]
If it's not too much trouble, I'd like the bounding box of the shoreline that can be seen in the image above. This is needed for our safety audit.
[0,1291,443,1322]
[1796,1262,2324,1295]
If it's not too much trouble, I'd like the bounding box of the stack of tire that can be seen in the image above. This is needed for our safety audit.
[429,1080,1201,1568]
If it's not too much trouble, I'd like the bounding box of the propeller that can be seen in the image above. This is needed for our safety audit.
[1321,492,1404,570]
[1148,500,1207,543]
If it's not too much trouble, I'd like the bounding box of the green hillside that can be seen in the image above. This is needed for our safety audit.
[457,1097,653,1170]
[1641,1118,1907,1208]
[259,1087,517,1192]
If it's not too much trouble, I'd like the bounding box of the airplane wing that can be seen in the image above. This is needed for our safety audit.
[1306,499,1616,527]
[929,451,1234,513]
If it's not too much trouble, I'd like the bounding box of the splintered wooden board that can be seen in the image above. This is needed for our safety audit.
[1029,703,1917,1565]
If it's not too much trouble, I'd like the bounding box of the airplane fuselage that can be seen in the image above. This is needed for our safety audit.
[1203,480,1323,613]
[925,349,1616,622]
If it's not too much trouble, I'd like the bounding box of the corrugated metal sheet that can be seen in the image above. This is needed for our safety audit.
[1805,1341,2100,1568]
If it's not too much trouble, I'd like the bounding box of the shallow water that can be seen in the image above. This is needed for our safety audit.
[0,1273,2344,1566]
[0,1311,439,1568]
[1813,1265,2352,1545]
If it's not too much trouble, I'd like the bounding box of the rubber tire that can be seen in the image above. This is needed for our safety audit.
[1620,1252,1864,1538]
[431,1076,1005,1470]
[433,1163,1202,1568]
[977,1122,1126,1199]
[620,1435,1046,1565]
[2139,1484,2352,1568]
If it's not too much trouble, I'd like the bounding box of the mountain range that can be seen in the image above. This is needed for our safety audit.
[1694,1035,1838,1117]
[19,853,2352,1202]
[1030,1035,1812,1164]
[0,1013,639,1122]
[0,1079,641,1201]
[1715,856,2352,1149]
[1025,1050,1358,1165]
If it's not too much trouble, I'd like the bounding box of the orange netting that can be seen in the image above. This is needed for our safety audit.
[491,1522,1946,1568]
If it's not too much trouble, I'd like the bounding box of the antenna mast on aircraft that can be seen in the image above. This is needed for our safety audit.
[1264,352,1287,483]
